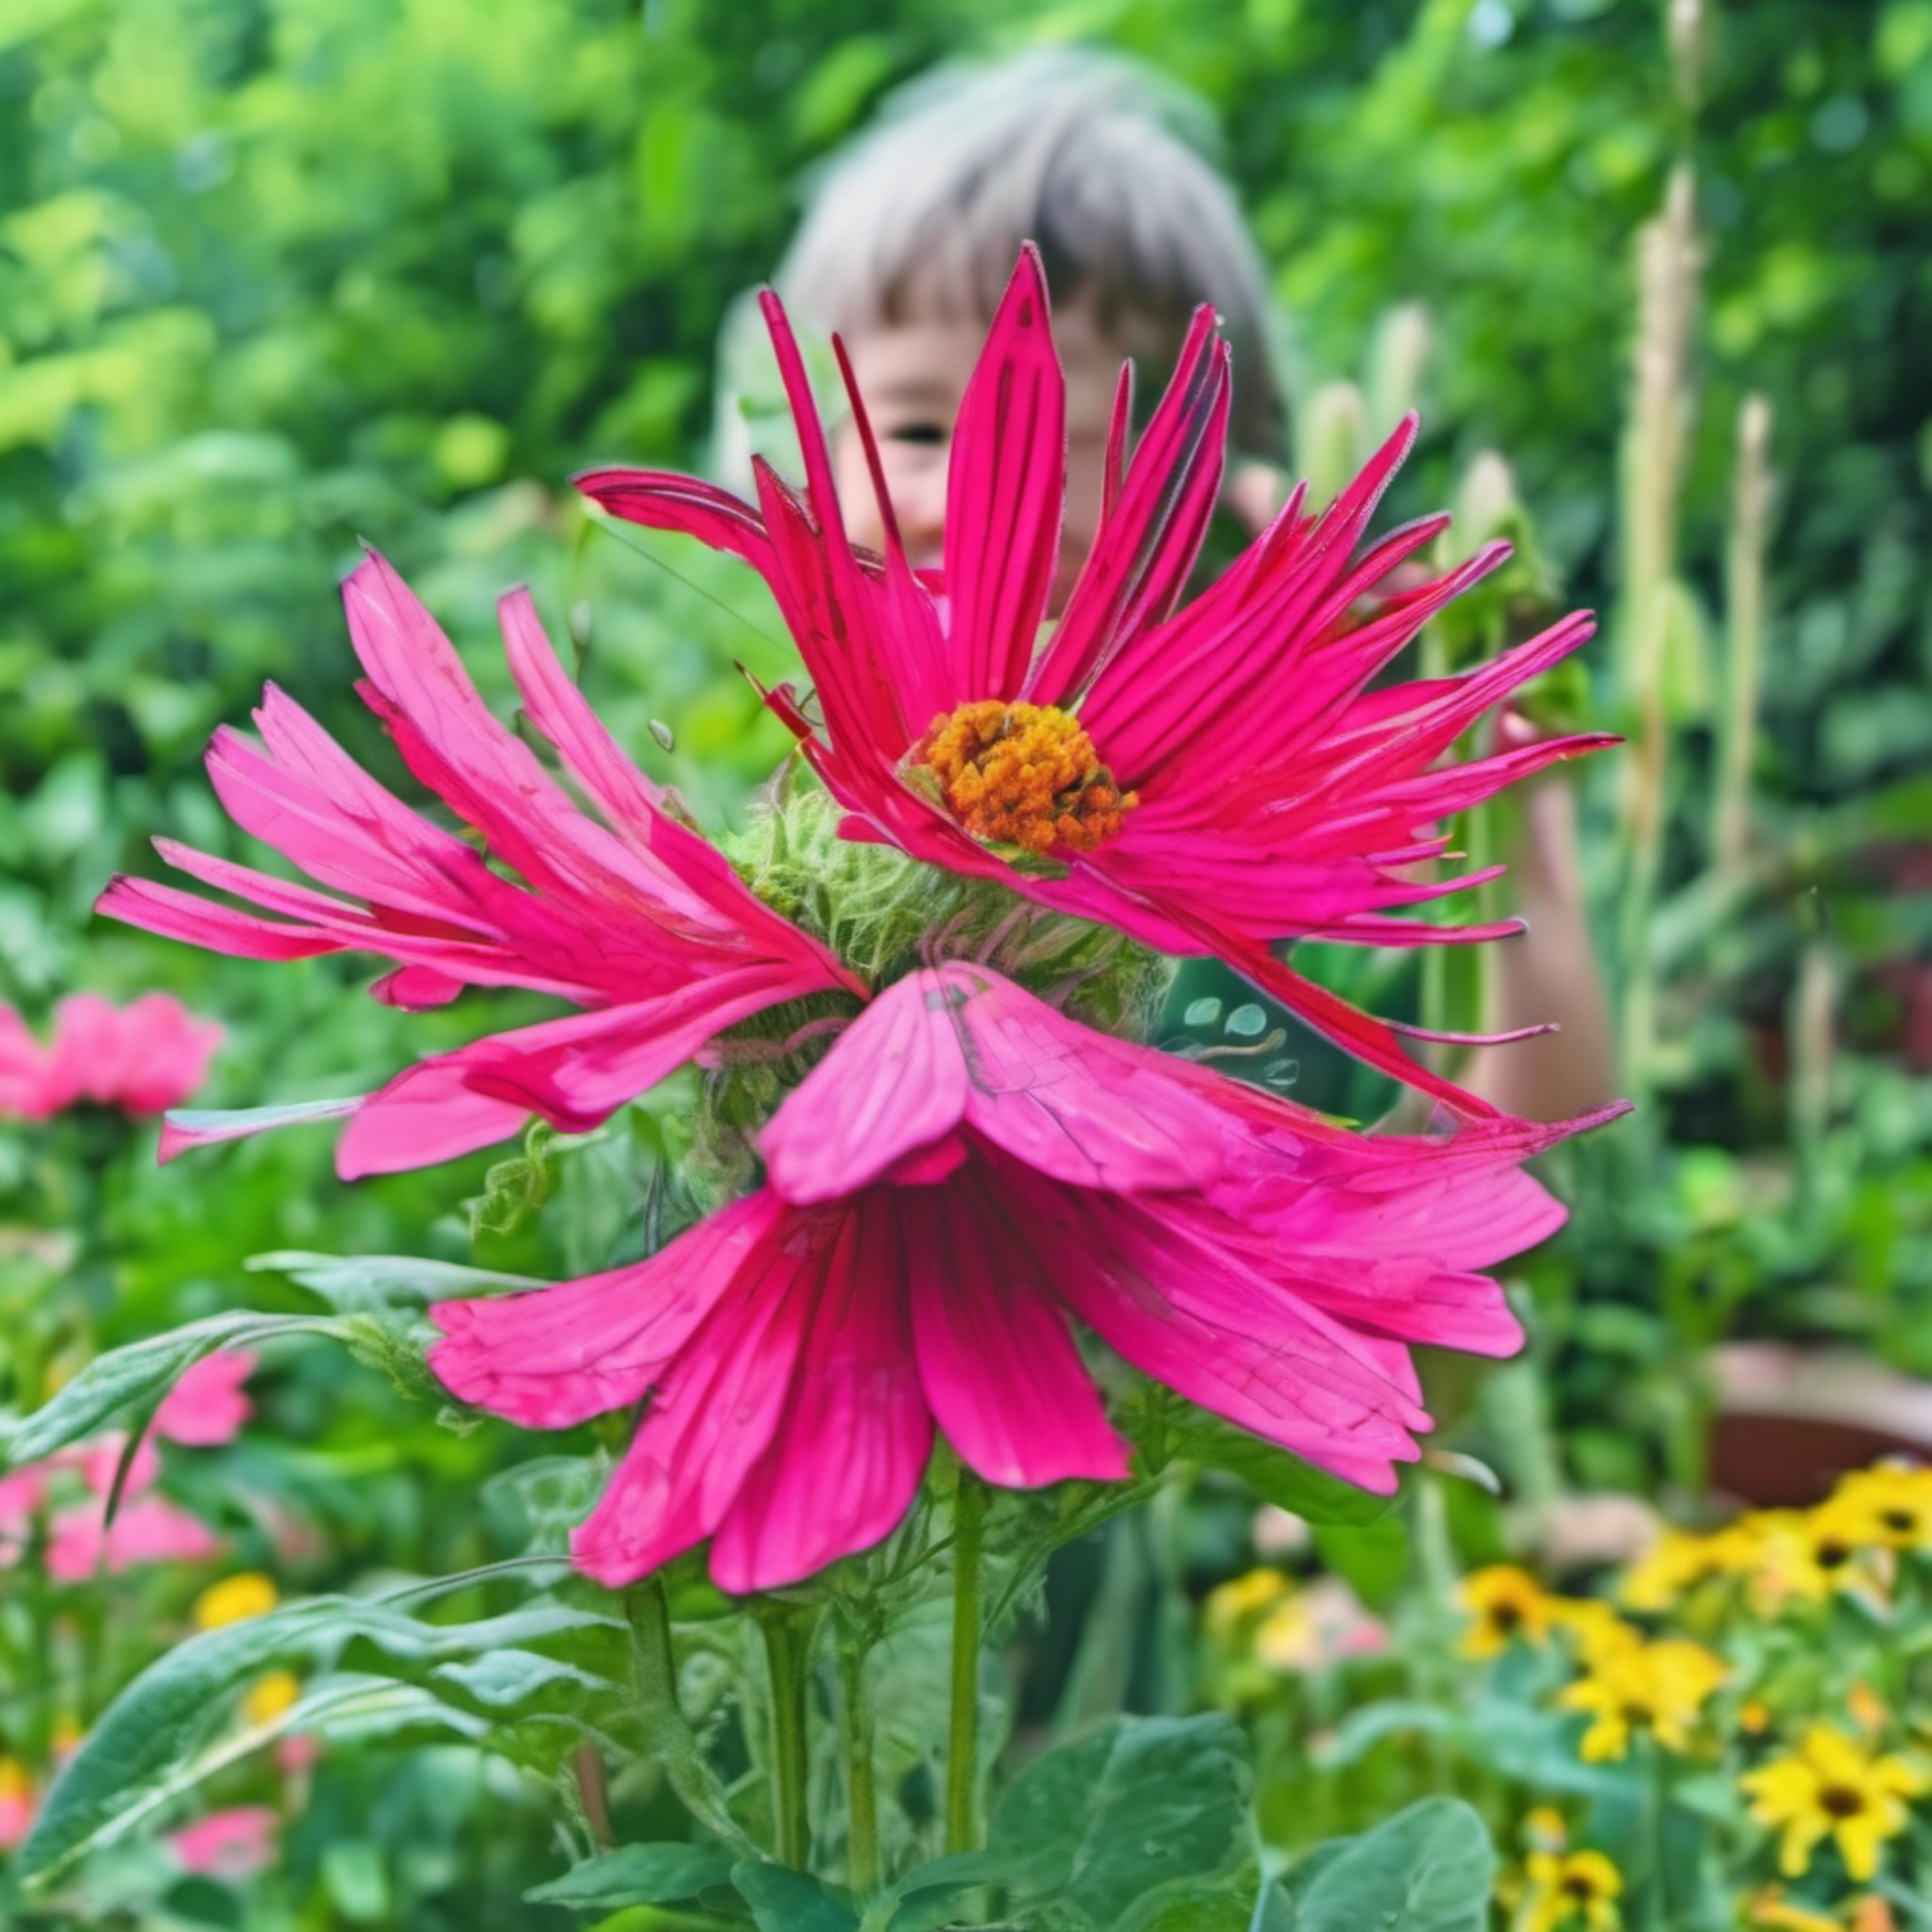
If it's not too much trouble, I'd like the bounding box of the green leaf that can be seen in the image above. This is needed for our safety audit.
[984,1714,1252,1927]
[0,1311,344,1471]
[248,1250,544,1311]
[1284,1800,1495,1932]
[432,1648,607,1711]
[17,1573,606,1885]
[1168,1413,1393,1528]
[525,1843,738,1910]
[731,1861,859,1931]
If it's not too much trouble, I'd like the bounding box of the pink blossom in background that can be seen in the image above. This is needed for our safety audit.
[98,553,860,1176]
[0,994,220,1120]
[0,1759,34,1851]
[47,1490,220,1582]
[167,1805,278,1879]
[0,1008,44,1116]
[433,964,1624,1593]
[155,1350,256,1447]
[579,248,1616,1117]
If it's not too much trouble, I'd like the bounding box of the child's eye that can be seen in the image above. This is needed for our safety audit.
[885,420,949,448]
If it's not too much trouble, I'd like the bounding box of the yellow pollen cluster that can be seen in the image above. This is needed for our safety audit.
[919,701,1135,856]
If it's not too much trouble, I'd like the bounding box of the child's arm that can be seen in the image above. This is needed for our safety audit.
[1459,712,1619,1122]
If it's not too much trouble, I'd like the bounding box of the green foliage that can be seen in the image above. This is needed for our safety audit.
[1279,1799,1494,1932]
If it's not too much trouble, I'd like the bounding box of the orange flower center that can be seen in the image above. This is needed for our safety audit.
[918,701,1135,857]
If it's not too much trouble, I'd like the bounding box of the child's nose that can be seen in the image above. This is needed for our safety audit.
[893,464,949,568]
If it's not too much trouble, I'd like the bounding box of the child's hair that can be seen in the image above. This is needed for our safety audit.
[773,48,1288,462]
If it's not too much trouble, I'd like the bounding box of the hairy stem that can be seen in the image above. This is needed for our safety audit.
[946,1474,986,1855]
[759,1606,813,1870]
[624,1581,756,1858]
[839,1638,880,1893]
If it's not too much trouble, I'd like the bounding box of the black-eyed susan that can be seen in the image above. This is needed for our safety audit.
[1521,1848,1622,1931]
[1619,1523,1754,1614]
[1740,1722,1928,1883]
[1548,1596,1642,1667]
[1745,1506,1886,1612]
[1559,1636,1727,1761]
[1829,1464,1932,1553]
[1458,1566,1554,1659]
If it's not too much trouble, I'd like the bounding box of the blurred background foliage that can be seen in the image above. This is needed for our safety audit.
[2,0,1929,1920]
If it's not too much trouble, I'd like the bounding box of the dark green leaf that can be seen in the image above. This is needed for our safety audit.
[526,1843,738,1909]
[985,1714,1252,1926]
[731,1861,859,1931]
[1285,1799,1495,1932]
[1169,1413,1393,1528]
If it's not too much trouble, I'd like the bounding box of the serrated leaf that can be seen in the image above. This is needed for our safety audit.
[1168,1413,1393,1528]
[984,1714,1251,1926]
[731,1861,860,1931]
[18,1569,603,1884]
[1285,1799,1494,1932]
[526,1843,737,1909]
[0,1311,344,1472]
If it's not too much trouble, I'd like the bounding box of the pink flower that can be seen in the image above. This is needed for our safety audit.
[0,1758,34,1851]
[97,551,861,1176]
[154,1350,255,1448]
[432,964,1618,1592]
[579,249,1615,1117]
[167,1805,278,1879]
[0,994,221,1120]
[47,1489,220,1580]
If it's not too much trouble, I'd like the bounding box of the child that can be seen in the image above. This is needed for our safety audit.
[730,47,1616,1124]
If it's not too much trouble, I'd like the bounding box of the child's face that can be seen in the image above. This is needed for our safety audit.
[830,297,1132,619]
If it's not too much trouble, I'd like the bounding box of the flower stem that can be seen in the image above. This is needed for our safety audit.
[839,1638,880,1893]
[946,1473,986,1855]
[624,1581,756,1858]
[759,1606,813,1870]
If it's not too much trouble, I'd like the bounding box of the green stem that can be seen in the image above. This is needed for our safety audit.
[945,1474,985,1856]
[759,1607,812,1870]
[839,1639,880,1894]
[623,1582,757,1858]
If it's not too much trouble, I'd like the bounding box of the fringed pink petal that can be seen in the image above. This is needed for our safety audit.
[942,247,1065,703]
[429,1191,781,1429]
[905,1174,1127,1487]
[570,1195,828,1587]
[1027,308,1230,705]
[709,1197,931,1591]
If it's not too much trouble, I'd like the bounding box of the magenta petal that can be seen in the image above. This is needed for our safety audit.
[709,1197,932,1591]
[905,1176,1127,1487]
[764,966,1231,1201]
[942,248,1065,702]
[759,974,973,1201]
[430,1192,781,1429]
[571,1195,828,1587]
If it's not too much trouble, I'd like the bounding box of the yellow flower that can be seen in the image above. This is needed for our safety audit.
[1744,1506,1884,1611]
[193,1572,279,1630]
[1522,1806,1569,1854]
[1740,1723,1929,1882]
[1203,1568,1291,1640]
[1549,1597,1642,1667]
[1829,1464,1932,1552]
[1559,1637,1727,1761]
[1522,1848,1622,1931]
[1458,1566,1553,1658]
[242,1670,303,1727]
[1620,1524,1738,1613]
